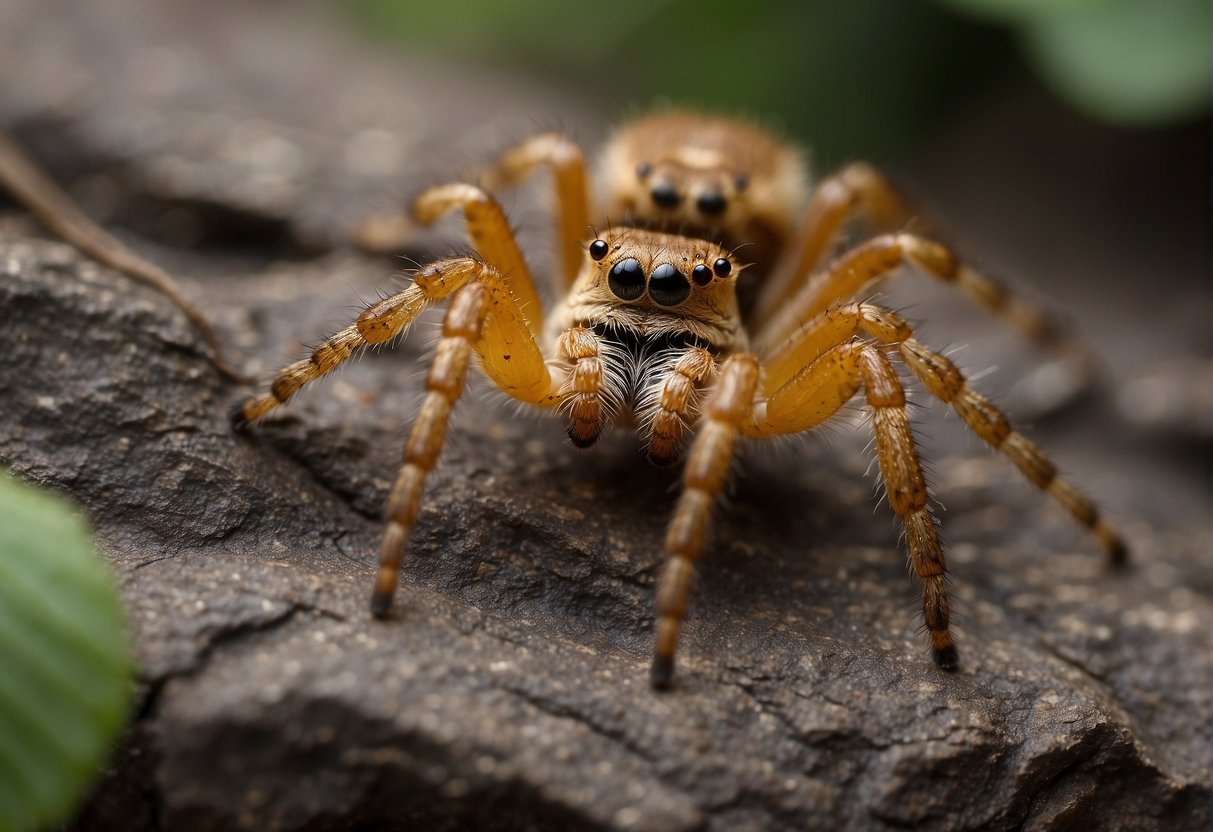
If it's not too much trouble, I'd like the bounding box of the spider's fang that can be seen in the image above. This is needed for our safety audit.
[650,653,675,690]
[932,643,960,671]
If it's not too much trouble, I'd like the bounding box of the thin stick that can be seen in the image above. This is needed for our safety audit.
[0,130,249,383]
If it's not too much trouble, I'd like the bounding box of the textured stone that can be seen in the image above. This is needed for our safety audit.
[1,1,1210,830]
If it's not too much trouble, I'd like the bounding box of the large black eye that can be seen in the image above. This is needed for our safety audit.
[635,162,653,179]
[650,182,682,207]
[648,263,691,307]
[589,239,608,261]
[713,258,732,278]
[608,258,646,301]
[691,263,713,286]
[696,191,727,215]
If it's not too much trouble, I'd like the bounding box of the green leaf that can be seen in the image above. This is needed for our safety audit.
[0,475,132,832]
[938,0,1211,124]
[1022,0,1211,124]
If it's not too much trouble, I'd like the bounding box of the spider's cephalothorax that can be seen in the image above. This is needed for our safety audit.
[597,111,807,301]
[236,112,1128,689]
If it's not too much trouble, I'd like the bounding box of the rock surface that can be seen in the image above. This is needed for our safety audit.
[2,1,1210,830]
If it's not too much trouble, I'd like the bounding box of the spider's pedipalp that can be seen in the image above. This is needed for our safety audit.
[638,346,716,466]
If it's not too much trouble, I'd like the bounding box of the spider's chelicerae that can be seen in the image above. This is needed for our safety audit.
[233,110,1127,689]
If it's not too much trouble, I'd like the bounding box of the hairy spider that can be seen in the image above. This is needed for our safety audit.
[233,111,1127,689]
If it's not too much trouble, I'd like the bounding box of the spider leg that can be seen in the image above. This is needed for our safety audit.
[412,184,546,334]
[897,335,1128,564]
[753,233,1091,380]
[746,338,957,672]
[371,283,489,615]
[757,301,1127,561]
[233,256,559,428]
[652,354,757,689]
[751,162,914,329]
[478,132,592,292]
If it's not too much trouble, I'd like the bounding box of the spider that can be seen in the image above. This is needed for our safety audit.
[232,110,1127,689]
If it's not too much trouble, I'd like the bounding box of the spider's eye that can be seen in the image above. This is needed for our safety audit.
[648,263,691,307]
[650,182,682,208]
[635,162,653,180]
[608,258,646,301]
[734,173,749,192]
[696,191,727,215]
[713,258,732,278]
[691,263,713,286]
[589,239,608,261]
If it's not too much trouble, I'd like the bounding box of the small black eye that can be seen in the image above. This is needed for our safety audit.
[696,191,727,215]
[713,258,732,278]
[650,182,682,207]
[608,258,646,301]
[648,263,691,307]
[635,162,653,180]
[734,174,749,192]
[589,239,608,261]
[691,264,713,286]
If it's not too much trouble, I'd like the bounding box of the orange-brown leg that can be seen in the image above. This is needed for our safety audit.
[754,301,1128,563]
[233,256,559,429]
[754,233,1085,373]
[371,284,490,616]
[747,339,957,670]
[898,337,1128,564]
[231,281,427,429]
[411,184,545,334]
[641,347,718,465]
[751,162,916,329]
[652,354,760,688]
[479,132,592,292]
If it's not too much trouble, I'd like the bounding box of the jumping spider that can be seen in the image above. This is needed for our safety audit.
[233,110,1127,689]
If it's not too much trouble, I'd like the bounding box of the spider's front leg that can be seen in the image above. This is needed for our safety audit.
[652,332,958,689]
[233,251,562,615]
[651,354,760,688]
[368,263,560,615]
[371,283,489,614]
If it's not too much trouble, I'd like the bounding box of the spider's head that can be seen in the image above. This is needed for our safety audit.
[577,229,743,344]
[598,110,808,252]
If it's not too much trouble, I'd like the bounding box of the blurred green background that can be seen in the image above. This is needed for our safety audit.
[347,0,1209,164]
